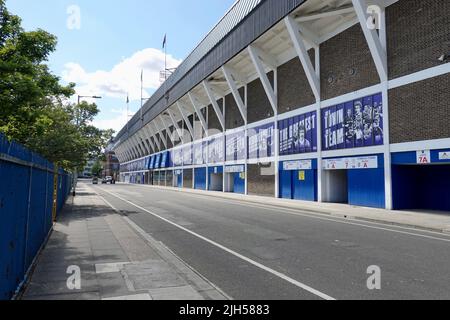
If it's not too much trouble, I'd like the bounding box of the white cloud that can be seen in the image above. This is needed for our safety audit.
[92,108,136,133]
[62,48,182,101]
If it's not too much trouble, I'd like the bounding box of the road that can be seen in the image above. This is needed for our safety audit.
[91,182,450,300]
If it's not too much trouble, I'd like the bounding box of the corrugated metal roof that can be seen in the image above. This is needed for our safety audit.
[115,0,307,147]
[115,0,262,142]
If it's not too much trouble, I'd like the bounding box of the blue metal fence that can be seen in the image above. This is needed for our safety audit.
[0,133,72,300]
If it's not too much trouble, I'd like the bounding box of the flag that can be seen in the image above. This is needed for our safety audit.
[162,34,167,49]
[126,95,129,104]
[141,70,143,83]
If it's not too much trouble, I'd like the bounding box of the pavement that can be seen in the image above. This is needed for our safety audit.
[132,183,450,234]
[20,184,229,301]
[93,182,450,300]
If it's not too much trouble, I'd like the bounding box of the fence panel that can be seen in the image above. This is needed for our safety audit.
[0,134,71,300]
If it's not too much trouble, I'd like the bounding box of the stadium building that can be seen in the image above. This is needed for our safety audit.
[112,0,450,212]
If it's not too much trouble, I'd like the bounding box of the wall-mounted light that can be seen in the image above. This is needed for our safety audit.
[438,54,449,62]
[327,75,335,84]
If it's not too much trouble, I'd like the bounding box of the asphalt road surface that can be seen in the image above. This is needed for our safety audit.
[90,182,450,300]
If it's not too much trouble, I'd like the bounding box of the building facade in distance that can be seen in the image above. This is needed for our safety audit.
[112,0,450,212]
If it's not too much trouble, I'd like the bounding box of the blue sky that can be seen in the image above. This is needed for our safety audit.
[7,0,235,133]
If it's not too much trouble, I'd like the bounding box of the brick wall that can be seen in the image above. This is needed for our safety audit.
[278,54,316,114]
[320,24,380,100]
[387,0,450,79]
[389,73,450,144]
[225,88,245,129]
[247,163,275,197]
[247,72,274,124]
[183,169,193,189]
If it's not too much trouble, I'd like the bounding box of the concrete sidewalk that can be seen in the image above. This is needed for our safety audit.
[20,184,229,300]
[132,183,450,234]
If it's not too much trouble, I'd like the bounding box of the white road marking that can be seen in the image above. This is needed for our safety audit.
[119,184,450,243]
[97,187,336,301]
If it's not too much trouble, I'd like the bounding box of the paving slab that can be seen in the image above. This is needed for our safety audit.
[20,182,228,301]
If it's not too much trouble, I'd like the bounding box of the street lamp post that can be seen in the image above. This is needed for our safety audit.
[73,95,102,197]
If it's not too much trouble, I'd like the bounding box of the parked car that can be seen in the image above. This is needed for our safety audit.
[102,176,115,184]
[92,177,99,184]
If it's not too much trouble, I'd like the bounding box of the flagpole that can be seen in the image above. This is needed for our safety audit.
[163,34,168,105]
[140,70,143,121]
[126,94,130,133]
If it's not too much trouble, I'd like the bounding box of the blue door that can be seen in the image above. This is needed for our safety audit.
[233,172,245,194]
[177,173,183,188]
[293,170,317,201]
[195,168,207,190]
[279,170,293,199]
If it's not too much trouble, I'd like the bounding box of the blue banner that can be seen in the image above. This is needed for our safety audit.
[149,156,155,170]
[160,151,170,168]
[322,93,383,151]
[226,129,246,162]
[248,122,275,160]
[279,111,317,156]
[208,135,224,164]
[154,153,161,169]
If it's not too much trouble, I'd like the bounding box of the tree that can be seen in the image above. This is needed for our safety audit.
[0,1,115,171]
[24,101,114,171]
[0,0,75,142]
[91,160,103,177]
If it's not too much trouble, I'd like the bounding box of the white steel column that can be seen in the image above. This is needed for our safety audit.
[247,45,278,114]
[148,123,162,151]
[203,80,225,131]
[155,117,169,149]
[352,0,388,82]
[247,44,279,197]
[137,130,150,155]
[160,115,176,145]
[285,15,321,102]
[168,109,184,144]
[188,93,209,136]
[152,121,167,150]
[143,125,156,154]
[379,6,392,210]
[222,66,247,123]
[177,102,194,140]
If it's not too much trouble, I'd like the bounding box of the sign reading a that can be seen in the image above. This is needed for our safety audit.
[416,150,431,164]
[225,165,245,173]
[323,156,378,170]
[283,160,313,171]
[439,151,450,161]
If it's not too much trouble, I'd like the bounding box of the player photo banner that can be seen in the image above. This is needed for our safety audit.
[208,135,225,164]
[226,129,246,162]
[248,122,275,160]
[193,141,207,165]
[322,93,383,151]
[172,148,183,167]
[183,144,193,166]
[279,111,318,156]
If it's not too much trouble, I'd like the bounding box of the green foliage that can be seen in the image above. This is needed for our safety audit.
[0,1,115,171]
[91,160,103,177]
